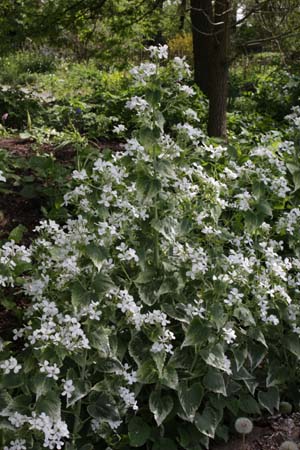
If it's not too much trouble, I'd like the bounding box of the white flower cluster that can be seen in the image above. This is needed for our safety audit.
[0,357,22,374]
[61,379,75,399]
[4,439,26,450]
[130,62,157,84]
[147,44,168,60]
[151,328,175,354]
[0,241,31,270]
[23,310,90,352]
[9,412,69,449]
[119,386,138,411]
[125,96,150,115]
[39,360,60,380]
[116,363,137,385]
[91,418,122,433]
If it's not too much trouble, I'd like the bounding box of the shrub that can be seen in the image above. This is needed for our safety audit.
[1,46,300,450]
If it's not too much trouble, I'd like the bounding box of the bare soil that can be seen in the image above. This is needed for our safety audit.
[212,414,300,450]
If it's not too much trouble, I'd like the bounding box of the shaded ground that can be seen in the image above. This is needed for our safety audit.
[0,193,41,243]
[213,412,300,449]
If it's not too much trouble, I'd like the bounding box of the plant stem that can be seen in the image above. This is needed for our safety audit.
[72,348,88,445]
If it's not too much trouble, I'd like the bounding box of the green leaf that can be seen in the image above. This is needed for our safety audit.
[156,159,176,179]
[160,365,178,390]
[87,393,120,421]
[200,343,231,374]
[182,318,208,347]
[266,361,287,387]
[233,306,256,326]
[88,328,111,356]
[8,224,27,243]
[247,343,267,370]
[149,391,173,426]
[152,438,177,450]
[258,387,279,414]
[239,394,260,414]
[0,373,24,389]
[194,406,222,438]
[136,174,161,201]
[94,357,123,373]
[71,282,88,309]
[29,374,54,400]
[203,368,226,396]
[257,200,273,217]
[86,243,108,271]
[152,351,166,377]
[284,334,300,358]
[137,359,158,384]
[151,217,178,242]
[292,170,300,191]
[178,382,203,422]
[286,163,299,175]
[128,416,151,447]
[67,380,90,408]
[35,390,61,420]
[248,328,267,347]
[232,347,247,371]
[92,272,114,294]
[0,390,12,414]
[129,334,150,365]
[244,379,259,395]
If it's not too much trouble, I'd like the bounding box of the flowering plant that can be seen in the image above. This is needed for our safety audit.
[1,46,300,450]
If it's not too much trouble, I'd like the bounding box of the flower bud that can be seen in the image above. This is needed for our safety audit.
[279,402,293,415]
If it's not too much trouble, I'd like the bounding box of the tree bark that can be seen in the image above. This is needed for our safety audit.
[191,0,231,138]
[190,0,213,97]
[207,0,230,138]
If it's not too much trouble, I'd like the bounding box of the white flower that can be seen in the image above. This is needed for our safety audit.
[28,412,69,450]
[72,169,87,180]
[116,242,139,263]
[224,288,244,306]
[185,108,200,122]
[0,170,6,182]
[179,85,195,96]
[125,96,149,114]
[130,63,157,84]
[119,386,138,411]
[39,360,60,380]
[62,379,75,399]
[147,44,169,60]
[113,124,126,134]
[4,439,27,450]
[223,327,237,344]
[0,357,22,374]
[164,0,181,6]
[173,56,191,79]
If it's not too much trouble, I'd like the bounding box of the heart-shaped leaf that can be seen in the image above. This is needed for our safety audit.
[258,387,279,414]
[149,391,173,426]
[178,382,203,422]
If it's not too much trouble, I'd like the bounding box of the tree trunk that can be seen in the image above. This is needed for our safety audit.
[191,0,231,138]
[207,0,230,138]
[190,0,213,97]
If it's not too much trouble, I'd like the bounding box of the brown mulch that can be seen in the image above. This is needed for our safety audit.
[212,414,300,450]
